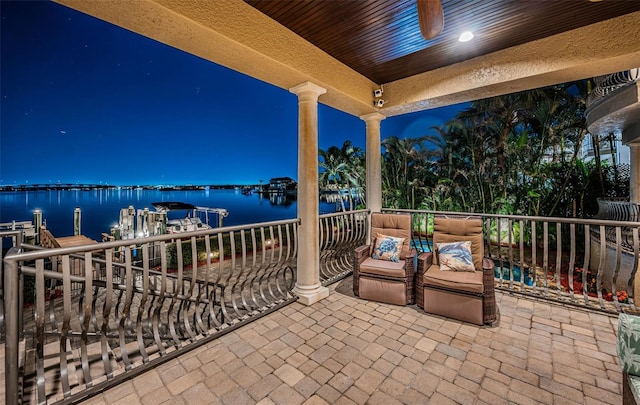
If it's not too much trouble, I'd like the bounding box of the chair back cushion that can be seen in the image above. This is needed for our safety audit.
[370,212,412,259]
[433,216,484,270]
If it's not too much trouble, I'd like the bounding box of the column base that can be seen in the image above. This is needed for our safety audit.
[293,284,329,305]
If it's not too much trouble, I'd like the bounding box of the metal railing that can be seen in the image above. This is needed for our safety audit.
[2,209,367,405]
[587,68,640,107]
[3,219,300,404]
[390,209,640,314]
[319,209,369,285]
[593,199,640,252]
[595,198,640,222]
[1,230,23,339]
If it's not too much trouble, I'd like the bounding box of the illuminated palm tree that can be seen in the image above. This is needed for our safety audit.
[319,141,364,211]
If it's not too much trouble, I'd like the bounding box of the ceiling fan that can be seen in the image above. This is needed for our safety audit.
[417,0,444,40]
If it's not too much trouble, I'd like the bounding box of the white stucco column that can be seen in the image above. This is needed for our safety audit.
[360,112,386,213]
[630,144,640,203]
[289,81,329,305]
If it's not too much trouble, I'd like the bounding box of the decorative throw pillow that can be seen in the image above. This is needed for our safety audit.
[437,241,475,272]
[371,234,405,262]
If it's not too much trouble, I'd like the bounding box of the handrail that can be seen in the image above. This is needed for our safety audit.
[595,198,640,222]
[0,230,23,339]
[3,219,300,404]
[587,68,639,108]
[388,208,640,315]
[319,209,369,285]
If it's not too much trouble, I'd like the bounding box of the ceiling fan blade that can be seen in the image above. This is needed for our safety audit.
[417,0,444,40]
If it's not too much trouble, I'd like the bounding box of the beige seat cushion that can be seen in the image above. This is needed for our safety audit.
[359,257,406,278]
[424,264,484,294]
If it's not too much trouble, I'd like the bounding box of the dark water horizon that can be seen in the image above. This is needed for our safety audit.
[0,189,338,242]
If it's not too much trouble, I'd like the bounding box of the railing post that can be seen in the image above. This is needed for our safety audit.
[4,246,22,405]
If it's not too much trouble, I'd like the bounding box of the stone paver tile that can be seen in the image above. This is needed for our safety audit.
[167,369,205,396]
[180,382,218,405]
[132,370,164,397]
[140,386,173,404]
[415,337,438,354]
[158,363,187,385]
[230,366,261,388]
[302,395,330,405]
[299,359,321,375]
[380,377,406,397]
[423,360,457,382]
[362,342,386,361]
[309,345,338,364]
[427,392,459,405]
[110,393,142,405]
[269,385,306,405]
[436,379,476,404]
[372,357,396,376]
[247,374,283,401]
[180,355,203,372]
[316,384,342,403]
[295,376,322,399]
[220,387,254,405]
[310,366,334,385]
[509,379,553,404]
[501,362,539,386]
[344,385,369,405]
[334,396,358,405]
[341,361,365,380]
[581,384,621,405]
[328,373,354,393]
[477,388,509,405]
[333,346,360,365]
[101,381,136,403]
[353,354,373,369]
[204,371,239,396]
[354,368,385,395]
[286,352,310,368]
[595,375,621,394]
[275,363,305,386]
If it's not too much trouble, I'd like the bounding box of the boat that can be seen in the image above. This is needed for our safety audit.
[152,202,228,234]
[106,201,229,240]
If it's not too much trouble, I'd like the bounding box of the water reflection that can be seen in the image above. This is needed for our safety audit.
[0,188,336,241]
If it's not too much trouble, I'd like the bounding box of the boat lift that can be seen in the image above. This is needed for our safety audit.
[111,202,229,240]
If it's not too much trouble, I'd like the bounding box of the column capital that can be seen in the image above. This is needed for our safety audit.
[289,81,327,99]
[359,112,386,123]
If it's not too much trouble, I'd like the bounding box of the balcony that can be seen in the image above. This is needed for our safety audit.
[586,68,640,146]
[2,209,634,404]
[70,283,620,404]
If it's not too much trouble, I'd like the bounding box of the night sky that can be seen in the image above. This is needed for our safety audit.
[1,1,466,186]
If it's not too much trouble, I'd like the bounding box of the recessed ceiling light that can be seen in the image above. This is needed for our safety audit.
[458,31,474,42]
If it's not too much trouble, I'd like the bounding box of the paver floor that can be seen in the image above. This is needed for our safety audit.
[67,277,622,404]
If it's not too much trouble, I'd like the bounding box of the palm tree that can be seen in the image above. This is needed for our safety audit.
[381,135,439,209]
[319,140,365,211]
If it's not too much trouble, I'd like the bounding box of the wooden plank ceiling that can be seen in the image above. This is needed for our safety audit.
[244,0,640,84]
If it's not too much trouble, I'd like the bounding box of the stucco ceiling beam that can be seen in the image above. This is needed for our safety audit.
[381,12,640,117]
[54,0,380,117]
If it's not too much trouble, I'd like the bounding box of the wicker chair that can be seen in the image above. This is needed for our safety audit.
[416,215,497,326]
[353,212,416,305]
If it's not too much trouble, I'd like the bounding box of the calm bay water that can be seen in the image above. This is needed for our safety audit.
[0,189,337,242]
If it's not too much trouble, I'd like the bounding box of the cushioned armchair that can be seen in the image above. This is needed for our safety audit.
[618,313,640,405]
[416,215,497,326]
[353,212,416,305]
